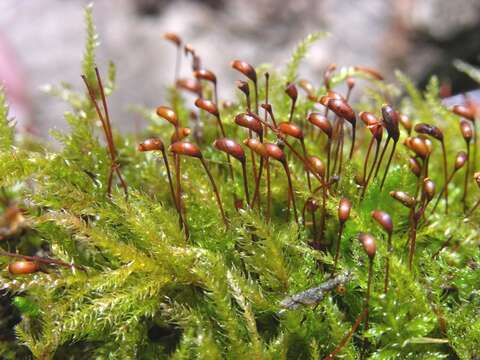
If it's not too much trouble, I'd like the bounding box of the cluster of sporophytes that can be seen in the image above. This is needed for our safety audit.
[1,5,479,359]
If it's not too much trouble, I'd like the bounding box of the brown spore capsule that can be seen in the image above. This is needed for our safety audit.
[277,122,304,140]
[195,98,219,117]
[398,113,413,134]
[235,113,263,136]
[390,191,416,208]
[194,69,216,83]
[327,99,356,124]
[358,233,376,260]
[176,78,202,96]
[381,104,400,142]
[243,138,268,158]
[308,113,332,138]
[414,123,444,141]
[423,178,436,202]
[169,142,202,158]
[138,138,164,152]
[156,106,178,126]
[264,143,286,162]
[231,60,257,82]
[454,151,468,170]
[460,119,473,142]
[297,79,316,101]
[8,261,40,275]
[408,157,422,177]
[213,138,245,162]
[452,104,475,121]
[306,156,325,178]
[338,198,352,224]
[285,83,298,101]
[171,128,191,143]
[163,32,182,46]
[371,210,393,235]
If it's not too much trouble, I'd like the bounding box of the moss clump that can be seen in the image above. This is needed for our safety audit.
[0,5,479,359]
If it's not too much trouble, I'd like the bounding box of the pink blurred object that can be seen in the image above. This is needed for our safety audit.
[0,33,32,133]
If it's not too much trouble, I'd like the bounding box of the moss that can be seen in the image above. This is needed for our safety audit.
[0,4,479,359]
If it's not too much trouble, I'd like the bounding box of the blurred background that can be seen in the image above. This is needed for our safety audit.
[0,0,479,138]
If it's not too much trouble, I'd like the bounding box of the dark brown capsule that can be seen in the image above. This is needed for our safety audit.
[277,122,304,140]
[454,151,468,170]
[156,106,178,126]
[264,143,285,163]
[235,113,263,135]
[285,83,298,101]
[371,210,393,235]
[338,198,352,224]
[171,128,191,143]
[163,32,181,46]
[327,99,356,124]
[308,113,332,138]
[236,80,250,96]
[423,178,436,202]
[138,138,164,152]
[231,60,257,82]
[169,142,202,158]
[8,261,40,275]
[213,138,245,162]
[414,123,443,141]
[460,119,473,142]
[176,78,202,96]
[243,138,268,158]
[408,157,422,177]
[390,191,416,208]
[353,65,384,81]
[452,104,475,121]
[195,98,219,117]
[306,156,325,178]
[358,233,376,260]
[194,69,217,84]
[381,105,400,141]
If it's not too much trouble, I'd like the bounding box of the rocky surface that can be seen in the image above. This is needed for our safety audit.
[0,0,478,137]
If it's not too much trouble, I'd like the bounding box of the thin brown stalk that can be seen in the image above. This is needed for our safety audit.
[283,162,299,224]
[463,143,470,213]
[379,140,397,191]
[200,158,228,228]
[324,308,368,360]
[440,140,449,213]
[374,136,391,179]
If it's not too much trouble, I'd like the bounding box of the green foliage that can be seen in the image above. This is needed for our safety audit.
[82,3,99,87]
[454,59,480,84]
[285,31,328,84]
[0,6,479,360]
[0,88,14,151]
